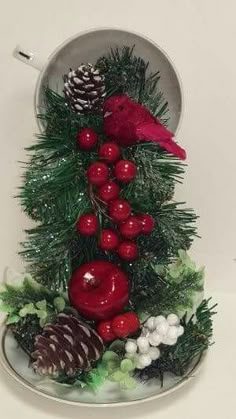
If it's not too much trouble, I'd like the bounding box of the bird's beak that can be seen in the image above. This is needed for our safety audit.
[104,111,113,118]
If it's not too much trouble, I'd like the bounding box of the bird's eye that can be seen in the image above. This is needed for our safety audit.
[118,105,124,111]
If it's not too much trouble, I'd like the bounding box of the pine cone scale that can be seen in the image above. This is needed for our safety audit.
[64,64,106,114]
[35,336,73,374]
[31,314,104,377]
[57,314,104,360]
[43,324,90,370]
[32,336,63,374]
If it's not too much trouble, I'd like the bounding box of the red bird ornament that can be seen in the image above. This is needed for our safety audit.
[103,95,186,160]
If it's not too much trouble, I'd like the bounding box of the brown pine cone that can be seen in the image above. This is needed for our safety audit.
[31,313,104,377]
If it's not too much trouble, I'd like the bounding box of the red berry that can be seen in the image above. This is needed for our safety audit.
[119,216,141,239]
[111,314,131,338]
[99,142,121,164]
[77,128,98,151]
[97,320,116,342]
[114,160,137,183]
[87,162,109,186]
[108,199,131,223]
[99,229,120,251]
[76,214,98,236]
[137,214,155,234]
[124,312,140,334]
[117,241,138,260]
[98,181,121,202]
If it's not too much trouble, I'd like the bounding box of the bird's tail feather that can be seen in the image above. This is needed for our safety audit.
[136,123,186,160]
[158,139,186,160]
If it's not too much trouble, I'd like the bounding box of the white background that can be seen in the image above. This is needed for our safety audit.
[0,0,235,417]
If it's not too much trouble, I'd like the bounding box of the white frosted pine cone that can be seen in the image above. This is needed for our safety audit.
[64,64,106,114]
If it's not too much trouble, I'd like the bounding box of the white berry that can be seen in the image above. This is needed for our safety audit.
[125,353,139,362]
[178,325,184,336]
[166,326,179,340]
[137,336,150,353]
[137,354,152,368]
[148,331,162,347]
[154,315,166,327]
[125,340,137,354]
[156,320,169,336]
[162,336,177,346]
[167,313,180,326]
[149,346,160,361]
[145,316,156,331]
[141,327,149,337]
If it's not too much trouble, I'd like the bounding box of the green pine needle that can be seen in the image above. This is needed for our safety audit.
[96,46,169,123]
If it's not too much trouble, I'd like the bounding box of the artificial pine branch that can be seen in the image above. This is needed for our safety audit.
[122,143,185,208]
[142,202,198,257]
[19,82,195,291]
[11,315,42,356]
[0,45,215,389]
[0,276,61,308]
[0,276,75,354]
[38,88,103,136]
[96,46,169,123]
[130,252,204,315]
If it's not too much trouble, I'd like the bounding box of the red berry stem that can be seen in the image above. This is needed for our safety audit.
[88,183,99,218]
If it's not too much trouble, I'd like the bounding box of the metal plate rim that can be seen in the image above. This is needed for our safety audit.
[34,26,184,135]
[0,322,206,408]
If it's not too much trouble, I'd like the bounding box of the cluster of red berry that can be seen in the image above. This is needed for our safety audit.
[76,128,155,261]
[97,311,140,342]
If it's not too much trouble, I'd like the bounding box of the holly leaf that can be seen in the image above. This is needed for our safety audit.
[19,303,37,317]
[86,370,106,390]
[168,264,182,279]
[120,359,135,373]
[0,301,15,314]
[37,310,47,319]
[36,300,47,310]
[53,297,66,312]
[97,364,109,378]
[179,250,196,270]
[121,376,137,390]
[102,351,120,373]
[102,351,120,363]
[6,314,20,325]
[109,370,125,382]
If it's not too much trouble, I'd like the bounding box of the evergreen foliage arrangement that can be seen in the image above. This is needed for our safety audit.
[0,46,215,391]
